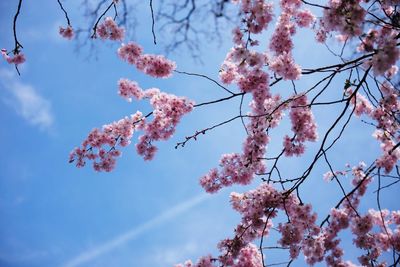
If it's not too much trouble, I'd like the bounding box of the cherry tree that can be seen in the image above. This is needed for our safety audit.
[3,0,400,266]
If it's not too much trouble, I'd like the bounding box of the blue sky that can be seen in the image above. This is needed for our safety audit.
[0,1,398,267]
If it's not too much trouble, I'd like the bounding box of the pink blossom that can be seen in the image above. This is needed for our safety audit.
[346,88,374,116]
[238,0,273,34]
[320,0,366,37]
[232,27,244,45]
[233,244,263,267]
[269,12,294,55]
[118,42,176,78]
[2,49,26,65]
[370,27,400,76]
[295,9,315,28]
[351,214,373,235]
[70,111,144,172]
[118,42,143,64]
[136,54,176,78]
[59,26,74,40]
[269,52,301,80]
[136,89,194,160]
[71,85,194,170]
[284,94,317,156]
[96,17,125,41]
[118,78,143,101]
[200,75,278,192]
[385,65,398,79]
[219,62,237,84]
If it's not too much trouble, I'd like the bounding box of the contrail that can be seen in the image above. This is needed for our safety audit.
[62,193,209,267]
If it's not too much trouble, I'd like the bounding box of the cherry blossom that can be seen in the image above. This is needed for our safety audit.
[96,17,124,41]
[118,42,176,78]
[1,49,25,65]
[59,26,74,40]
[70,84,194,170]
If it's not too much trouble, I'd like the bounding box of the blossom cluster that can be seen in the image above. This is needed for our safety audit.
[357,27,400,76]
[136,87,194,160]
[69,111,144,172]
[369,27,400,76]
[204,183,282,266]
[96,16,125,41]
[320,162,400,266]
[70,82,194,171]
[202,51,283,192]
[267,0,314,80]
[202,11,288,192]
[346,88,374,117]
[175,244,263,267]
[71,14,180,171]
[202,0,319,192]
[59,26,74,40]
[318,0,366,41]
[188,161,400,267]
[316,1,400,77]
[118,78,143,102]
[370,82,400,173]
[118,42,176,78]
[1,49,25,66]
[284,94,318,156]
[184,182,320,266]
[235,0,273,34]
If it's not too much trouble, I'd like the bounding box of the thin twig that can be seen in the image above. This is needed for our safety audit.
[150,0,157,44]
[57,0,71,26]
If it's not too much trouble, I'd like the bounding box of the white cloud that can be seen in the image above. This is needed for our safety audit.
[62,193,210,267]
[152,242,198,266]
[0,68,54,131]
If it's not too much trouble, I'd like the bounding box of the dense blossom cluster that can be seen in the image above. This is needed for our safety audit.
[269,51,301,81]
[118,78,143,102]
[357,27,400,76]
[214,183,282,265]
[284,94,318,156]
[1,49,25,66]
[317,1,400,77]
[96,16,125,41]
[370,82,400,173]
[267,0,314,80]
[369,27,400,76]
[59,26,74,40]
[174,244,263,267]
[203,9,285,192]
[347,89,374,117]
[203,0,319,192]
[295,9,316,28]
[70,82,194,170]
[233,0,273,34]
[69,111,144,171]
[136,88,194,160]
[316,163,400,266]
[118,42,143,65]
[184,161,400,266]
[320,0,366,39]
[118,42,176,78]
[203,46,282,192]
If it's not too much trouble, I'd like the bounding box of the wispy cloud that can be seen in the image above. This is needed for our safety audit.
[152,241,199,266]
[62,193,209,267]
[0,68,54,131]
